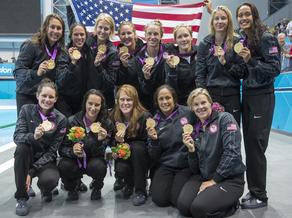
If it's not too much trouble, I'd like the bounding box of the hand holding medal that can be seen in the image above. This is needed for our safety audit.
[146,118,158,140]
[182,124,195,152]
[69,47,81,63]
[166,55,180,68]
[115,122,127,143]
[34,124,46,140]
[119,46,130,67]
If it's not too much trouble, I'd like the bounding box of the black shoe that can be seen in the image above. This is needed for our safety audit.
[76,181,88,193]
[113,178,124,191]
[241,192,252,203]
[241,196,267,209]
[15,198,29,216]
[66,190,79,201]
[123,185,133,199]
[41,192,52,203]
[27,186,36,197]
[91,188,101,200]
[132,192,147,206]
[89,180,95,190]
[52,188,59,195]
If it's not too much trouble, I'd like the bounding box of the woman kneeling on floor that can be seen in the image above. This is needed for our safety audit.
[14,79,67,216]
[58,89,114,201]
[177,88,245,217]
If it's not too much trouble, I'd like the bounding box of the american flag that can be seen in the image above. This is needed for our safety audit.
[70,0,204,43]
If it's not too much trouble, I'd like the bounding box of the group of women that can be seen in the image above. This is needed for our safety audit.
[13,1,281,217]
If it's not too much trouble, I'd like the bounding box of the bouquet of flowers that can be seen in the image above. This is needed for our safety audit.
[111,143,131,160]
[67,126,86,142]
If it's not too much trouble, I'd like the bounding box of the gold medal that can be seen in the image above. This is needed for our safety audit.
[116,123,126,132]
[41,120,53,132]
[72,49,81,60]
[119,46,129,54]
[47,59,55,70]
[183,124,193,134]
[90,122,101,133]
[145,57,155,66]
[234,42,243,54]
[146,118,156,128]
[98,44,107,54]
[170,55,180,66]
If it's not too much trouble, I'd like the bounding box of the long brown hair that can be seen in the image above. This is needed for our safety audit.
[31,14,65,49]
[113,84,147,137]
[236,2,267,54]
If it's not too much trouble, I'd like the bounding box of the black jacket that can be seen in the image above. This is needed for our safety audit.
[116,38,144,86]
[59,111,114,160]
[148,105,195,169]
[165,44,197,105]
[58,42,94,100]
[189,111,245,182]
[13,104,67,176]
[128,44,166,111]
[13,40,68,95]
[87,36,120,108]
[196,34,246,96]
[239,32,281,95]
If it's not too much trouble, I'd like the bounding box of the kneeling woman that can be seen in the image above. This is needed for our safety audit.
[147,85,194,207]
[58,89,114,201]
[13,79,67,216]
[177,88,245,217]
[111,84,150,206]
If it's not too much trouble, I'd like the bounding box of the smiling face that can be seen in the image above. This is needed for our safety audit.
[95,20,112,43]
[46,18,63,46]
[85,94,102,121]
[191,94,212,123]
[119,24,136,48]
[237,5,253,31]
[175,27,192,53]
[37,87,57,114]
[213,9,228,33]
[118,90,134,118]
[145,25,162,49]
[71,25,86,49]
[157,88,175,116]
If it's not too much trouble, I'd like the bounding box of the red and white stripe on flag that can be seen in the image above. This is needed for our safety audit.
[132,2,204,44]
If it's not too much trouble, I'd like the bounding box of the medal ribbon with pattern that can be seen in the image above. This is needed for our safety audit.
[45,45,58,70]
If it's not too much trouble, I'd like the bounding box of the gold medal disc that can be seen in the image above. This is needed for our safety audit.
[146,118,156,128]
[145,57,155,66]
[98,44,107,54]
[183,124,193,134]
[72,50,81,60]
[47,59,55,70]
[234,42,243,54]
[41,120,53,131]
[90,122,101,133]
[116,123,127,132]
[119,46,129,54]
[171,56,180,66]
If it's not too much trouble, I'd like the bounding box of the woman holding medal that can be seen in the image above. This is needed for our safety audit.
[14,14,67,115]
[195,6,246,126]
[127,20,166,112]
[58,89,114,201]
[176,88,245,218]
[111,84,150,206]
[87,13,120,109]
[236,3,281,209]
[13,79,66,216]
[165,25,197,105]
[57,23,94,117]
[116,21,144,86]
[146,85,194,207]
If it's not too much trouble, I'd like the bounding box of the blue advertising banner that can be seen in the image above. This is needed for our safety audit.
[0,63,14,79]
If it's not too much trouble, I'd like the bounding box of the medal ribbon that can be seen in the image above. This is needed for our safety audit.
[138,44,164,65]
[45,45,58,61]
[77,142,87,169]
[209,41,227,55]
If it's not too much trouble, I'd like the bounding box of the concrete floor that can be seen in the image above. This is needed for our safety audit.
[0,129,291,218]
